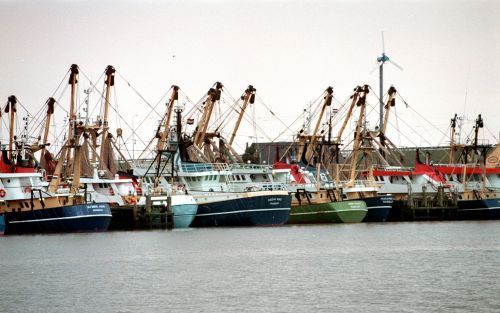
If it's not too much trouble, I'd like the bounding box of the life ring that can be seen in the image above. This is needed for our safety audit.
[24,187,32,194]
[0,189,6,198]
[125,196,137,205]
[487,156,498,164]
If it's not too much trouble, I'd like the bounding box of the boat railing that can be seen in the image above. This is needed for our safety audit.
[340,180,380,191]
[433,163,483,168]
[229,182,288,192]
[285,183,320,193]
[179,163,230,173]
[229,163,273,172]
[372,165,414,172]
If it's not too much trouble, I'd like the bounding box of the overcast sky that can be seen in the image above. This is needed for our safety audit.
[0,0,498,153]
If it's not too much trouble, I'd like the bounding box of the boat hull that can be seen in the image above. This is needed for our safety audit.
[362,195,393,222]
[457,198,500,220]
[288,200,367,224]
[3,203,112,235]
[171,195,198,228]
[0,213,5,235]
[190,191,291,227]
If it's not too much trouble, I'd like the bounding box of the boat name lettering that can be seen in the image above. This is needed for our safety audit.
[267,198,282,202]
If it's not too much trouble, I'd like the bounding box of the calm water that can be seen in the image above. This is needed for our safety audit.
[1,222,500,313]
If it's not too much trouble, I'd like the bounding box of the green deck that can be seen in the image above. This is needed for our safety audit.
[287,200,367,224]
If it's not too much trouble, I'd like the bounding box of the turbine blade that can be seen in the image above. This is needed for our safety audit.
[382,31,385,53]
[389,59,403,71]
[369,63,381,74]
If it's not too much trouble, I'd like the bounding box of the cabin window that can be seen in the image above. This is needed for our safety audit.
[7,179,10,183]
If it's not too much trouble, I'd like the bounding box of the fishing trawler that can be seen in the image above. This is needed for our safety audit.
[130,160,198,229]
[432,115,500,219]
[0,82,111,234]
[273,86,372,223]
[167,83,291,226]
[326,85,396,222]
[273,161,367,223]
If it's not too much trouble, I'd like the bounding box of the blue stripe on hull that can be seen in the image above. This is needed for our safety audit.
[362,195,393,222]
[0,214,5,235]
[191,194,291,227]
[172,204,198,228]
[4,203,112,234]
[458,198,500,220]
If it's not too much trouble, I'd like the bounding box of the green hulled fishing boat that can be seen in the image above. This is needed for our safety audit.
[287,189,367,224]
[288,200,367,224]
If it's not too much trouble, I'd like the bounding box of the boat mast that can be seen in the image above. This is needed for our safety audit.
[335,86,361,145]
[40,97,56,162]
[304,86,333,163]
[6,95,16,160]
[380,86,397,136]
[50,65,79,192]
[449,113,458,164]
[65,64,79,177]
[156,85,179,152]
[348,85,369,185]
[378,86,397,154]
[473,114,483,157]
[99,65,115,169]
[194,82,223,148]
[229,85,256,146]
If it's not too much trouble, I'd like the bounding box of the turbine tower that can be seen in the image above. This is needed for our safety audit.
[376,32,403,130]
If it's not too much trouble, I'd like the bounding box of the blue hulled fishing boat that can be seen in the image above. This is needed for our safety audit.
[190,190,291,227]
[457,198,500,220]
[3,203,111,234]
[177,162,291,227]
[0,65,113,235]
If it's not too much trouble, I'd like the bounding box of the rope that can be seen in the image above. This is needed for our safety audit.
[115,70,163,119]
[397,92,449,139]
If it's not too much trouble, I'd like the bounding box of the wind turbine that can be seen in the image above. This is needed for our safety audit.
[374,32,403,131]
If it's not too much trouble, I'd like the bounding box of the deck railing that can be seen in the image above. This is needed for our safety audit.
[179,163,230,173]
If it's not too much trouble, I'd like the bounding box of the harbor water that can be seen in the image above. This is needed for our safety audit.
[1,222,500,313]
